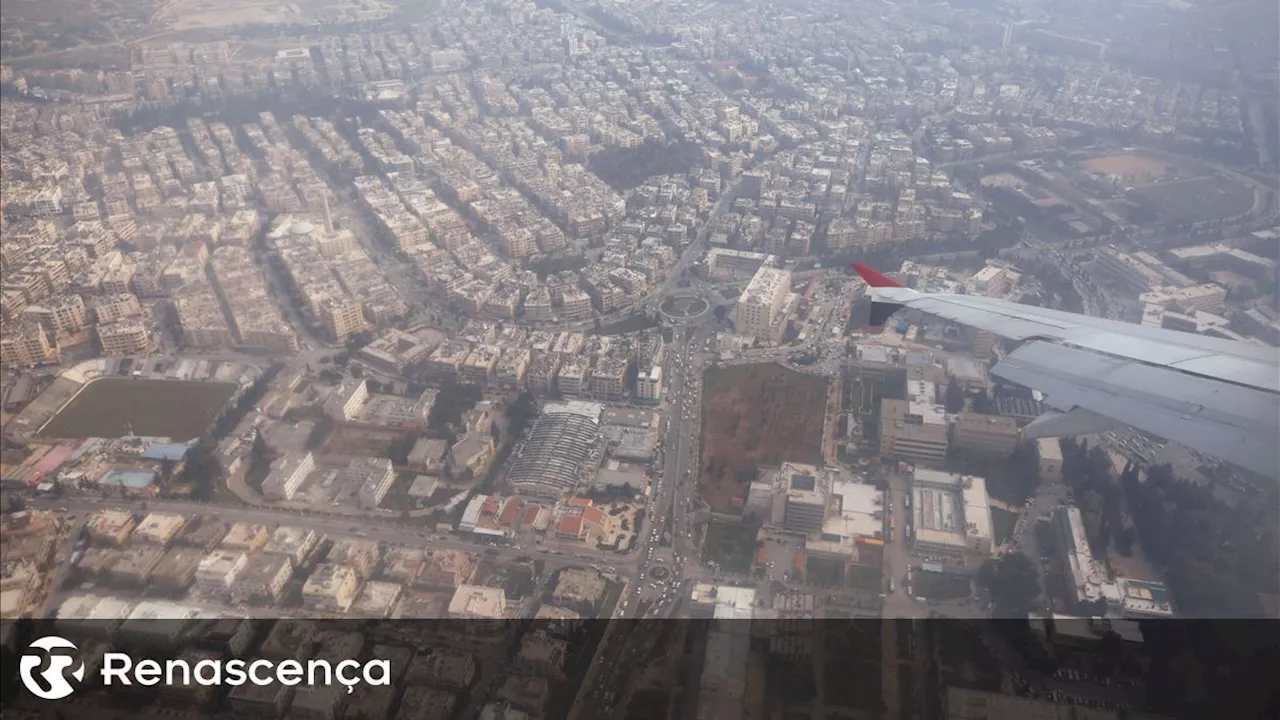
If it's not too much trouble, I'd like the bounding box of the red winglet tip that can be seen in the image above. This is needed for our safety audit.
[851,263,901,288]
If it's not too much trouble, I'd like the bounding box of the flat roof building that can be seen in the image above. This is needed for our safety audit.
[86,509,136,546]
[231,553,294,606]
[194,549,247,597]
[910,470,993,556]
[302,563,360,614]
[133,512,187,546]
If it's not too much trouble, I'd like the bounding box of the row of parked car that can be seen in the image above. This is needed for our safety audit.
[1053,667,1143,689]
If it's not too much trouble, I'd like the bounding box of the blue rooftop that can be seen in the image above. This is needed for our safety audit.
[142,442,192,461]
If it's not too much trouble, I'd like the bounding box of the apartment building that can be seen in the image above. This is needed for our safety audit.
[193,550,248,596]
[325,379,369,422]
[635,365,663,403]
[0,319,60,368]
[319,296,366,342]
[262,451,316,501]
[302,563,360,613]
[347,457,395,509]
[93,292,144,325]
[97,319,153,355]
[736,266,791,341]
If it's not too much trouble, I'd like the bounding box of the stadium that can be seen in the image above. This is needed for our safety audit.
[10,357,263,445]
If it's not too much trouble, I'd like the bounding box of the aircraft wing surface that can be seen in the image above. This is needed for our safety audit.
[853,264,1280,478]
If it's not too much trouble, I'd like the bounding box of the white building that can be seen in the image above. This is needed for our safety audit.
[194,550,247,596]
[635,365,662,403]
[325,378,369,421]
[262,450,316,501]
[735,266,791,341]
[346,457,395,509]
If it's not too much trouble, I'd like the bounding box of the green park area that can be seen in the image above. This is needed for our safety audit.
[702,521,760,574]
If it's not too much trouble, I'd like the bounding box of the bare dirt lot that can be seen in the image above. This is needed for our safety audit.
[699,363,828,514]
[38,378,235,441]
[323,425,406,458]
[1079,154,1190,186]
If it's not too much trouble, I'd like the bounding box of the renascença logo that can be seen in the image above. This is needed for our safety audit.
[20,635,392,700]
[20,636,85,700]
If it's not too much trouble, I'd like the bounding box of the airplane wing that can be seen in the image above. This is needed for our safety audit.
[852,263,1280,479]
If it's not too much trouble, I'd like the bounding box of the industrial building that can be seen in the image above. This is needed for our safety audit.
[879,382,950,464]
[506,401,604,498]
[909,469,993,557]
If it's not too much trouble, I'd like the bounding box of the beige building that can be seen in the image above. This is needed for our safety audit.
[513,633,569,680]
[0,319,60,368]
[1037,437,1063,483]
[97,319,152,355]
[93,292,143,325]
[880,398,949,464]
[230,554,294,605]
[107,546,166,587]
[447,585,507,622]
[28,293,88,335]
[86,510,136,546]
[194,550,247,596]
[319,296,366,342]
[302,563,360,613]
[419,550,475,588]
[951,412,1019,457]
[220,522,272,553]
[132,512,187,546]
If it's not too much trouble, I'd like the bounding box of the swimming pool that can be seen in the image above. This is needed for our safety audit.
[98,468,157,488]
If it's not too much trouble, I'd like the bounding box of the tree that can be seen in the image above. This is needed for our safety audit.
[977,551,1041,616]
[944,378,965,413]
[1097,630,1125,678]
[970,389,996,414]
[180,436,222,501]
[159,457,176,485]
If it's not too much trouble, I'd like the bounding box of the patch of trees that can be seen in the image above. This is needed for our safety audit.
[1060,438,1134,558]
[586,141,703,191]
[427,381,482,430]
[1033,265,1084,313]
[305,415,334,450]
[1122,462,1277,618]
[1140,619,1280,719]
[178,436,222,502]
[944,378,965,413]
[969,389,996,414]
[213,363,281,438]
[527,255,588,279]
[507,391,537,438]
[976,551,1041,616]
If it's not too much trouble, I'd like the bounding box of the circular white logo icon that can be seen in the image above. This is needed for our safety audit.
[20,636,85,700]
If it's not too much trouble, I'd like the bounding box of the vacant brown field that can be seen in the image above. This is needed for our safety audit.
[699,363,828,514]
[323,425,405,458]
[38,378,235,441]
[1079,154,1191,186]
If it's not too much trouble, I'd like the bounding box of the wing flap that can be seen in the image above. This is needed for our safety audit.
[890,291,1279,393]
[993,341,1280,478]
[1022,408,1125,439]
